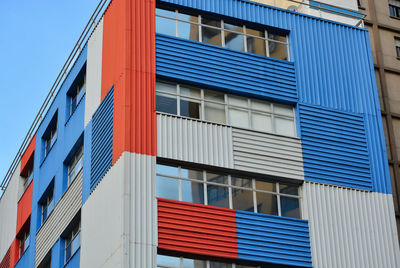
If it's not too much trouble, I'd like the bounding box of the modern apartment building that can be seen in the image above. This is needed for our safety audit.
[0,0,399,267]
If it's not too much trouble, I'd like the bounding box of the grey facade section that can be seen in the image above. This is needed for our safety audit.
[232,128,304,180]
[157,113,234,168]
[35,172,83,267]
[81,152,157,268]
[303,182,400,268]
[84,17,103,128]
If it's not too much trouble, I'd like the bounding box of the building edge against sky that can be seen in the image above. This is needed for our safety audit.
[0,0,400,268]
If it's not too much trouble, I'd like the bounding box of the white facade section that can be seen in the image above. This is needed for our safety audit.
[84,17,104,128]
[81,152,157,268]
[157,113,234,168]
[0,164,20,260]
[232,128,304,181]
[303,182,400,268]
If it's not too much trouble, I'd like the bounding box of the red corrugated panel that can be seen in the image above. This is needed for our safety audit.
[0,247,10,268]
[20,134,36,177]
[102,0,156,162]
[9,239,19,267]
[16,181,33,235]
[158,198,238,259]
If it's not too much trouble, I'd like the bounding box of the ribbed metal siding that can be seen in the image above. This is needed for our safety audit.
[158,198,238,259]
[0,248,10,268]
[236,210,312,267]
[35,172,83,267]
[232,128,304,180]
[303,182,400,268]
[299,104,372,190]
[156,34,297,103]
[91,87,114,192]
[157,113,234,168]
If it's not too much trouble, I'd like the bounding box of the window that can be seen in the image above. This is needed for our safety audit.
[40,184,54,225]
[38,252,51,268]
[67,145,83,186]
[24,167,33,190]
[65,221,80,264]
[19,228,30,258]
[69,74,86,117]
[389,0,400,17]
[395,37,400,58]
[156,164,301,219]
[157,255,258,268]
[156,81,297,137]
[156,7,289,60]
[43,114,58,158]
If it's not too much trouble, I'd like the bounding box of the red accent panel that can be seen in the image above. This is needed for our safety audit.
[0,247,10,268]
[158,198,238,259]
[20,134,36,177]
[16,182,33,235]
[9,239,19,268]
[102,0,156,162]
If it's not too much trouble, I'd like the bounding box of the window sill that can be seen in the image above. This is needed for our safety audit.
[65,93,85,126]
[358,6,365,11]
[390,15,400,21]
[40,140,57,167]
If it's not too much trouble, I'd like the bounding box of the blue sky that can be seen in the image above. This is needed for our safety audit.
[0,0,100,193]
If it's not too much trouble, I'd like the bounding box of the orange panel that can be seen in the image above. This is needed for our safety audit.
[9,239,19,268]
[16,182,33,235]
[0,247,10,268]
[158,198,238,260]
[101,0,156,162]
[20,134,36,177]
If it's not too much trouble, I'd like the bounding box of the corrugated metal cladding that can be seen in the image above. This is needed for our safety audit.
[156,34,297,103]
[158,198,238,259]
[158,0,390,193]
[35,172,83,267]
[90,87,114,192]
[299,104,372,190]
[16,182,32,234]
[232,128,304,181]
[157,113,234,168]
[236,210,312,268]
[0,248,10,268]
[303,182,400,268]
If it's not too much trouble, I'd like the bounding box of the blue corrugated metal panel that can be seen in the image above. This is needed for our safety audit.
[90,87,114,192]
[299,104,372,190]
[236,210,312,267]
[156,34,297,103]
[309,1,363,19]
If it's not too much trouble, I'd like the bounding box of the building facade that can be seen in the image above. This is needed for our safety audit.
[0,0,399,267]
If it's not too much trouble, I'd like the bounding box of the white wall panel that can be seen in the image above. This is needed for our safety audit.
[84,17,104,128]
[303,182,400,268]
[157,114,233,168]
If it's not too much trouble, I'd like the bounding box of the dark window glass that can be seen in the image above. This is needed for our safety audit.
[232,188,254,212]
[207,185,229,208]
[280,184,299,195]
[281,196,300,218]
[156,93,177,115]
[182,180,204,204]
[224,31,244,51]
[269,40,287,60]
[202,26,222,46]
[183,258,207,268]
[256,192,278,215]
[246,36,266,56]
[180,98,201,119]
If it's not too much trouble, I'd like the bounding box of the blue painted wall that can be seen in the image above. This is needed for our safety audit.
[82,120,92,205]
[14,246,31,268]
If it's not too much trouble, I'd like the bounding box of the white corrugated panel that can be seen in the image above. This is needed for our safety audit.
[84,17,103,128]
[35,172,83,267]
[81,152,157,268]
[303,182,400,268]
[232,128,304,180]
[157,113,234,168]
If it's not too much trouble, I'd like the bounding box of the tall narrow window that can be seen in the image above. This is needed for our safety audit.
[395,37,400,58]
[389,0,400,18]
[43,113,58,158]
[67,145,83,186]
[69,74,86,117]
[65,221,80,264]
[19,227,30,258]
[40,184,54,225]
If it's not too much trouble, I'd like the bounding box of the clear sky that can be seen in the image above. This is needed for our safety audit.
[0,0,101,194]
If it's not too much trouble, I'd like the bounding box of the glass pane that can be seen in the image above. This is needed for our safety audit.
[268,32,287,43]
[201,17,221,28]
[232,188,254,212]
[231,177,252,188]
[268,41,288,60]
[42,207,47,222]
[246,36,266,56]
[204,101,226,124]
[180,98,201,119]
[178,13,198,23]
[224,22,243,33]
[275,117,295,136]
[156,16,176,36]
[236,265,256,268]
[157,82,177,94]
[156,176,179,200]
[281,196,301,218]
[178,21,199,41]
[274,104,293,116]
[246,28,265,37]
[181,168,203,181]
[77,85,85,101]
[65,244,72,261]
[252,112,272,132]
[156,93,177,115]
[72,232,80,254]
[157,255,180,268]
[256,192,278,215]
[280,184,299,195]
[229,108,249,128]
[229,96,247,107]
[156,8,175,18]
[156,164,178,176]
[181,86,200,98]
[207,184,229,208]
[204,90,224,103]
[224,32,244,52]
[202,26,222,46]
[210,261,231,268]
[206,173,228,184]
[182,180,204,204]
[47,199,54,215]
[183,258,207,268]
[252,100,270,112]
[256,181,275,192]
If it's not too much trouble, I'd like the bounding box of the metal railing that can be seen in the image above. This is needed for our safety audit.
[0,0,110,198]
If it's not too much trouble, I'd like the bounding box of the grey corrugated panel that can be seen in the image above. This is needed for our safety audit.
[157,113,234,168]
[232,128,304,181]
[85,17,104,128]
[303,182,400,268]
[35,172,82,267]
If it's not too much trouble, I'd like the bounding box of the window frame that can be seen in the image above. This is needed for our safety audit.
[389,0,400,17]
[41,187,54,225]
[157,254,260,268]
[19,229,30,258]
[65,222,81,264]
[67,145,83,187]
[69,74,86,117]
